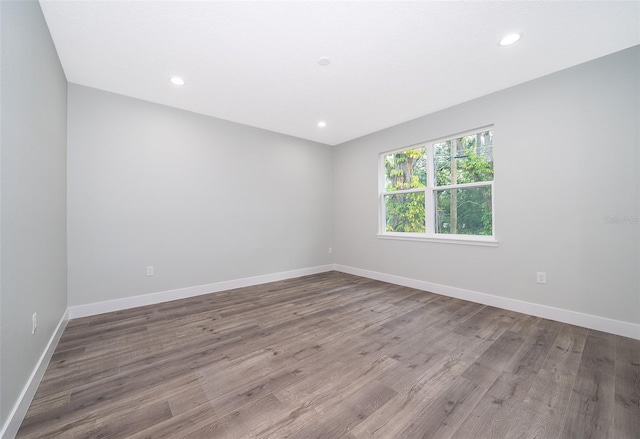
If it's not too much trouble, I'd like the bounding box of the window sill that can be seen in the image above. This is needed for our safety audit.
[377,233,498,247]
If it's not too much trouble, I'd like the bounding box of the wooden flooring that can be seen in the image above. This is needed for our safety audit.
[16,272,640,438]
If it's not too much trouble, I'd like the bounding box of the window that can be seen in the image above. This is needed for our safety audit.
[379,127,495,244]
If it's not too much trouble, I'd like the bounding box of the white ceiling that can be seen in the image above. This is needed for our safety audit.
[39,1,639,146]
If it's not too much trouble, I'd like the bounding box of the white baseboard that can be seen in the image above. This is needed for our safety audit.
[1,309,69,439]
[68,265,334,319]
[334,264,640,340]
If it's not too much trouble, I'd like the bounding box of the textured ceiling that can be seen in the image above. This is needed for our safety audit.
[39,1,639,146]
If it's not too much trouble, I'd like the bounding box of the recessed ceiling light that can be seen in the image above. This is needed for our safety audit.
[499,33,521,46]
[318,121,327,128]
[317,57,331,67]
[170,76,186,86]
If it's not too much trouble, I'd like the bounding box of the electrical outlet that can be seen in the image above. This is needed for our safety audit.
[328,247,333,254]
[32,312,37,335]
[146,266,154,276]
[536,272,547,284]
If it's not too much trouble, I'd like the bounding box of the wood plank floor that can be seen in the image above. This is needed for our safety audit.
[16,272,640,438]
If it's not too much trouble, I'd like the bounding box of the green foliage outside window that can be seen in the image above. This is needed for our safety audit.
[434,132,493,235]
[384,148,426,232]
[383,130,493,236]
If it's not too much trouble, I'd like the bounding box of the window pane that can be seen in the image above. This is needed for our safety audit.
[434,130,493,186]
[384,148,427,191]
[434,186,492,235]
[384,192,425,233]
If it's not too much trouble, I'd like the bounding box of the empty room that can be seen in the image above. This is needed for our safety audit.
[1,0,639,438]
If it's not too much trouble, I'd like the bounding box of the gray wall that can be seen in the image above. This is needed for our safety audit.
[67,85,333,306]
[333,46,640,325]
[0,0,68,426]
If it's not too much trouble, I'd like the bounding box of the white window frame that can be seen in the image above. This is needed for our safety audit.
[378,126,497,246]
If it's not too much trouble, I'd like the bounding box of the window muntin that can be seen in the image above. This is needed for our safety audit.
[380,128,495,242]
